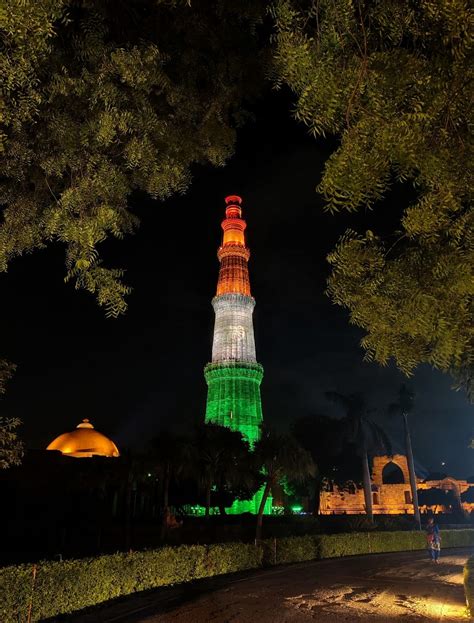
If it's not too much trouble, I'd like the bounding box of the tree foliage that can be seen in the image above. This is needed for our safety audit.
[325,391,392,457]
[191,423,258,516]
[325,391,391,519]
[271,0,473,394]
[253,428,315,537]
[417,486,457,511]
[0,0,265,316]
[0,359,23,468]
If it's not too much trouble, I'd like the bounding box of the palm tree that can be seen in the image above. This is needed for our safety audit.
[292,414,348,515]
[253,429,315,540]
[325,392,391,522]
[148,432,188,531]
[389,384,421,528]
[192,423,254,517]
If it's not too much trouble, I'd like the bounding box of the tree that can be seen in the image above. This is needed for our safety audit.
[325,391,391,521]
[0,417,23,469]
[292,413,360,514]
[388,384,421,528]
[0,0,265,316]
[271,1,473,394]
[192,423,256,517]
[148,431,188,530]
[0,359,23,468]
[253,429,315,540]
[418,487,457,514]
[461,487,474,504]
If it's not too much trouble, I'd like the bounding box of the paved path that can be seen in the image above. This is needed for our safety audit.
[68,547,473,623]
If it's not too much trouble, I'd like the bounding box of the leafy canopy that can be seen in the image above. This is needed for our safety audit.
[254,428,316,487]
[271,0,473,394]
[0,360,23,468]
[0,0,264,316]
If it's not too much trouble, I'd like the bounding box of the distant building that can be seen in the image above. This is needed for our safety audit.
[320,454,474,515]
[46,418,119,458]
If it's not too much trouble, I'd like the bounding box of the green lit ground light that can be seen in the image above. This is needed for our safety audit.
[204,362,272,514]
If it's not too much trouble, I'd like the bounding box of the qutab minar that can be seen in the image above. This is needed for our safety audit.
[204,195,271,514]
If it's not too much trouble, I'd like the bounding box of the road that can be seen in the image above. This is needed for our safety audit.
[68,547,473,623]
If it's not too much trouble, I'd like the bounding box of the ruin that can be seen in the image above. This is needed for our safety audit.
[320,454,474,515]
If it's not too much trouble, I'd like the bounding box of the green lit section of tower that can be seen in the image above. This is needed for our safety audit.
[204,195,271,514]
[204,362,263,447]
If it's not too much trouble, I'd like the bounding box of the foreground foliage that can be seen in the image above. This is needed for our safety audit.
[2,529,474,622]
[0,360,23,468]
[272,0,473,394]
[0,0,264,316]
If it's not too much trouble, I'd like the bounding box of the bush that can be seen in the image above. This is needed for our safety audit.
[266,529,474,565]
[2,530,473,622]
[318,513,418,534]
[465,556,474,617]
[0,543,262,623]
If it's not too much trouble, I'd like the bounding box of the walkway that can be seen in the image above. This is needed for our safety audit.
[69,547,473,622]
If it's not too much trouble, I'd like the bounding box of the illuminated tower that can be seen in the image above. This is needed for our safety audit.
[204,195,270,514]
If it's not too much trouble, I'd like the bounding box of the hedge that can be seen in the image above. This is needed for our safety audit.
[465,555,474,617]
[2,529,474,622]
[0,543,262,623]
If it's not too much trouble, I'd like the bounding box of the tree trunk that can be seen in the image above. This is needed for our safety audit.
[403,412,421,529]
[256,480,272,541]
[163,466,170,511]
[313,475,322,517]
[361,444,373,521]
[160,468,171,540]
[205,482,211,518]
[124,469,133,550]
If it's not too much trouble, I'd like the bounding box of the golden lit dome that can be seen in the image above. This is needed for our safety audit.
[46,419,120,458]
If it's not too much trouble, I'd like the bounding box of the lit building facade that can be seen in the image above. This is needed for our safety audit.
[204,195,270,514]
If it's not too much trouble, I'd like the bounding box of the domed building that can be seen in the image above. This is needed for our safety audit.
[46,419,120,458]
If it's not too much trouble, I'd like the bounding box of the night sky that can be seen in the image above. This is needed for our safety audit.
[1,91,472,478]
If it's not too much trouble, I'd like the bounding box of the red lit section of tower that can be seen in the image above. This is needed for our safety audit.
[216,195,251,297]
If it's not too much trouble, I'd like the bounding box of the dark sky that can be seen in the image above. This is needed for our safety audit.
[1,91,472,478]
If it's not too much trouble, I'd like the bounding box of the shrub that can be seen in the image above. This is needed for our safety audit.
[441,529,474,549]
[465,556,474,617]
[0,542,262,623]
[266,529,474,565]
[267,536,319,565]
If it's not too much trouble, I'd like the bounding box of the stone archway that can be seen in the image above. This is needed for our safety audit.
[382,462,406,484]
[439,478,462,505]
[372,455,411,486]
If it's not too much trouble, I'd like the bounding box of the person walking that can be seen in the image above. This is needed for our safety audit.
[426,516,441,563]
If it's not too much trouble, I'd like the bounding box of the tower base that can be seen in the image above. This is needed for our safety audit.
[227,488,273,515]
[204,362,264,447]
[203,361,270,515]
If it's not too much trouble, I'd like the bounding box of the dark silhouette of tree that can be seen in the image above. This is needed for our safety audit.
[461,487,474,504]
[292,414,360,514]
[148,432,188,531]
[253,429,315,540]
[418,487,457,514]
[389,384,421,528]
[325,391,391,521]
[191,423,256,517]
